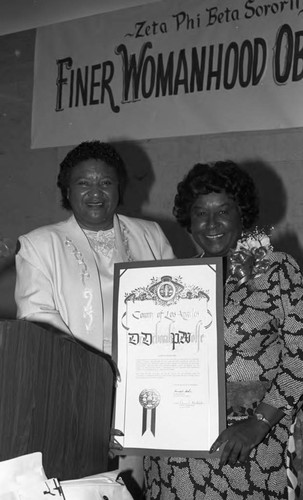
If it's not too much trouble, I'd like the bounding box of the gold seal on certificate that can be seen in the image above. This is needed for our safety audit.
[149,275,184,306]
[139,388,161,436]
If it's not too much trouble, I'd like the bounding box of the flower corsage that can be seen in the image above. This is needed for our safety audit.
[229,228,273,286]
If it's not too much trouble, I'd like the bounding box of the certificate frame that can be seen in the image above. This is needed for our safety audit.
[112,257,225,458]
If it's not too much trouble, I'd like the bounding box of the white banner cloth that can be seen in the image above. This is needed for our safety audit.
[32,0,303,148]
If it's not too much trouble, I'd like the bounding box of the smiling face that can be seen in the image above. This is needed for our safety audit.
[68,159,119,231]
[190,191,243,257]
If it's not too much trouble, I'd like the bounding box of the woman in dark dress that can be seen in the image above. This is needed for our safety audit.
[144,160,303,499]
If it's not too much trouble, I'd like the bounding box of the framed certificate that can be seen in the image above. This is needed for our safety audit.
[112,257,225,457]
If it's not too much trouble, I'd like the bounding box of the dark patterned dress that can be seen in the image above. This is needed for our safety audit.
[144,252,303,500]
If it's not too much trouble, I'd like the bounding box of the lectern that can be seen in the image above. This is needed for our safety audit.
[0,320,116,480]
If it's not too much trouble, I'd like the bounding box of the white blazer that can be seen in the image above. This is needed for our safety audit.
[15,214,174,352]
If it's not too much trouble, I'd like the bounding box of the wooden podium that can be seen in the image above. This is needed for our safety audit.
[0,320,116,480]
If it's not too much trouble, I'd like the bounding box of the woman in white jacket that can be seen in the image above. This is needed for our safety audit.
[15,140,174,498]
[15,140,174,355]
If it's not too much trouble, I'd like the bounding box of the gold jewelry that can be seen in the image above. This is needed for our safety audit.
[253,413,271,428]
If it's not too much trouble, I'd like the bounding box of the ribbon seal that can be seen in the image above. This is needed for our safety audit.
[139,389,161,436]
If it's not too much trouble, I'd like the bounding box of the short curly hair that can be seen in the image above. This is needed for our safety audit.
[57,140,128,210]
[173,161,259,232]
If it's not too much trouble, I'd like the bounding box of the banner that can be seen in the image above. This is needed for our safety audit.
[32,0,303,148]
